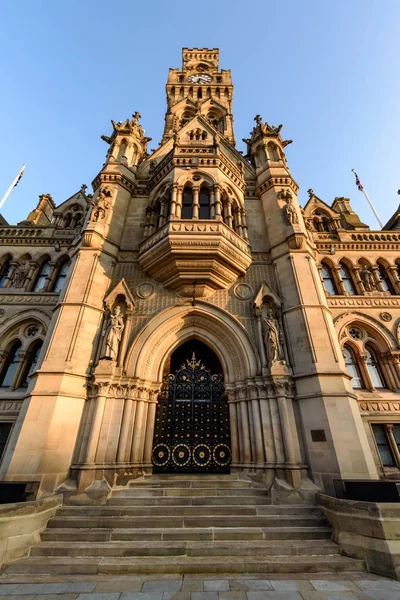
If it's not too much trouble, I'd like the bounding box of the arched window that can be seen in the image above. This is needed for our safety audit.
[20,340,43,387]
[181,188,193,219]
[321,264,338,295]
[343,345,363,388]
[340,263,357,295]
[378,264,394,294]
[32,261,51,292]
[365,344,386,389]
[0,259,11,288]
[0,341,22,388]
[199,187,210,219]
[321,218,330,232]
[52,262,69,293]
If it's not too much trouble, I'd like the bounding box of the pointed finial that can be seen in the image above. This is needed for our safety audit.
[254,115,263,126]
[307,188,314,198]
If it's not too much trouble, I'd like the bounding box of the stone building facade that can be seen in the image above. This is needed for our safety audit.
[0,48,399,502]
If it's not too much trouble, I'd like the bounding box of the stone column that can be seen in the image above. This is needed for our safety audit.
[83,383,109,464]
[130,387,149,465]
[275,386,296,465]
[192,187,200,219]
[389,266,400,293]
[258,384,276,464]
[241,208,248,239]
[116,386,136,463]
[143,391,158,468]
[227,392,239,464]
[248,385,265,464]
[214,185,222,221]
[158,198,168,227]
[225,200,234,228]
[371,266,384,292]
[210,190,216,219]
[175,186,183,219]
[24,261,39,291]
[235,208,243,236]
[239,390,252,463]
[142,207,152,239]
[169,185,178,220]
[332,266,346,295]
[43,263,58,292]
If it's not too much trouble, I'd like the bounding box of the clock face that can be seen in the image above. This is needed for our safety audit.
[187,74,213,84]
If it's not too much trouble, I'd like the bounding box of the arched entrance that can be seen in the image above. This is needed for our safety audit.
[151,339,231,473]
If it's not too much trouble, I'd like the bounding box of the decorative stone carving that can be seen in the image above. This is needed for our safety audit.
[136,281,155,300]
[263,307,286,365]
[91,188,112,223]
[380,312,392,322]
[233,283,253,300]
[101,305,124,361]
[11,262,29,288]
[360,265,376,291]
[279,189,298,225]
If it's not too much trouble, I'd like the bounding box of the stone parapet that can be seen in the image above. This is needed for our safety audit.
[0,494,62,566]
[317,492,400,580]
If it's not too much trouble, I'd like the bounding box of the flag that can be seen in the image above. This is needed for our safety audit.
[352,169,364,192]
[13,166,25,188]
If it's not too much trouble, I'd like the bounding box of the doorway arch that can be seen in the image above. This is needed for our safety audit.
[152,339,231,473]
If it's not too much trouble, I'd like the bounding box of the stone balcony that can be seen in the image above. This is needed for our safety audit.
[138,220,252,297]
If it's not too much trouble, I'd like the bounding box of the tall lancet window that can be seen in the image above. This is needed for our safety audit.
[181,188,193,219]
[199,187,211,219]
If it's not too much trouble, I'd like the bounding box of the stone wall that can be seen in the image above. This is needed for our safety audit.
[317,492,400,580]
[0,495,62,565]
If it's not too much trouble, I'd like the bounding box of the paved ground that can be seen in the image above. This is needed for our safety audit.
[0,573,399,600]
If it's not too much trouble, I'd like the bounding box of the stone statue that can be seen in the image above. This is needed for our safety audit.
[263,308,285,364]
[12,262,29,288]
[91,188,111,223]
[102,305,124,360]
[360,265,375,292]
[284,195,298,225]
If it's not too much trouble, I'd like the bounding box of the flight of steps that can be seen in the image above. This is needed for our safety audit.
[4,474,365,575]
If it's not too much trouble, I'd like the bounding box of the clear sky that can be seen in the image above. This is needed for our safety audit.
[0,0,399,229]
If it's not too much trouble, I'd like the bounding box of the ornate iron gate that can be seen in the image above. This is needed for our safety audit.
[152,352,231,473]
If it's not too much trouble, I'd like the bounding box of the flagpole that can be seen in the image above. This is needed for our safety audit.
[351,169,383,229]
[0,164,26,211]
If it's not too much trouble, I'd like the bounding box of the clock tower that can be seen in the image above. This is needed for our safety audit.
[162,48,235,145]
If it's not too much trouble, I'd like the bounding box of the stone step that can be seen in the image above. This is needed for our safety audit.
[126,480,253,488]
[57,505,261,517]
[112,487,267,497]
[48,514,327,529]
[42,525,333,542]
[107,495,271,506]
[4,554,365,575]
[58,505,320,517]
[137,474,240,481]
[31,539,340,558]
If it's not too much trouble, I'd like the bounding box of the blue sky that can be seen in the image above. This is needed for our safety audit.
[0,0,399,228]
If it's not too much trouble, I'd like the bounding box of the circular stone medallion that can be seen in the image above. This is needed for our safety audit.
[136,281,155,299]
[380,312,392,322]
[233,283,253,300]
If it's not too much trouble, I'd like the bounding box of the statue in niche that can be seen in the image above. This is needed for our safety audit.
[91,188,111,223]
[283,195,298,225]
[360,265,375,292]
[12,262,29,288]
[102,305,125,361]
[263,307,285,364]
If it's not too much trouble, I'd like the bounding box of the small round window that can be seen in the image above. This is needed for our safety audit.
[349,327,362,340]
[25,325,39,338]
